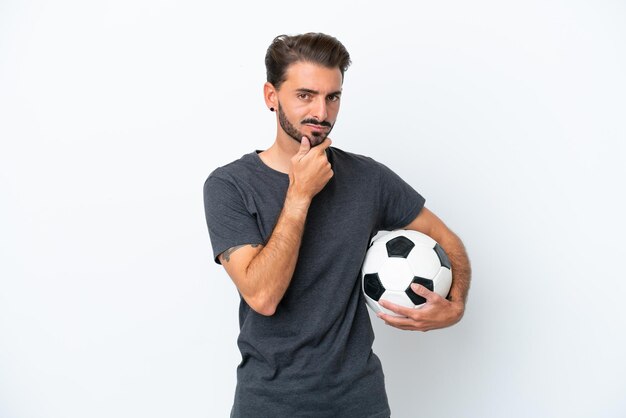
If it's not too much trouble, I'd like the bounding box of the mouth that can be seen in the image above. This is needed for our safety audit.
[304,124,329,132]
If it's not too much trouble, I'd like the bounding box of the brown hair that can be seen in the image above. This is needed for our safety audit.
[265,32,352,90]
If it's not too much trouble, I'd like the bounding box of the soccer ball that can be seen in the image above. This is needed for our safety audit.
[361,230,452,317]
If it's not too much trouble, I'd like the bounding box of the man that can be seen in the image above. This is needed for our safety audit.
[204,32,471,418]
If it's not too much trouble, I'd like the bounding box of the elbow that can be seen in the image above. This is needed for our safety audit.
[252,302,277,316]
[255,306,277,317]
[246,296,278,317]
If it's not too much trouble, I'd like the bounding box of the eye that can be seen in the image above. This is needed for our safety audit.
[327,95,340,102]
[297,93,311,100]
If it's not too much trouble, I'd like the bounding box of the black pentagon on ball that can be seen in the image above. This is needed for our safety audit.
[434,243,451,269]
[386,236,415,258]
[405,277,434,305]
[363,273,385,301]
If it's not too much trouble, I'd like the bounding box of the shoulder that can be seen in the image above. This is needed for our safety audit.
[203,153,257,203]
[329,147,415,193]
[328,147,393,186]
[205,151,258,184]
[203,151,272,196]
[328,146,382,172]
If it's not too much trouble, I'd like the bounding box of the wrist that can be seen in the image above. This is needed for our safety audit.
[284,188,312,216]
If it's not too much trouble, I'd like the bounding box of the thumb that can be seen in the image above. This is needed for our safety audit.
[298,136,311,154]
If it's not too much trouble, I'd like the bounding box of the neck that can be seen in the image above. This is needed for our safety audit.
[258,132,300,174]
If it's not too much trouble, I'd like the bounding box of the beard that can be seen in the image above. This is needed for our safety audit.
[277,102,334,147]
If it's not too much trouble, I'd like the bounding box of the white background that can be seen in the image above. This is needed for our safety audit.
[1,1,625,417]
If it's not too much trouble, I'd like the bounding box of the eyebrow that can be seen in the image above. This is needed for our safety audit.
[296,88,342,96]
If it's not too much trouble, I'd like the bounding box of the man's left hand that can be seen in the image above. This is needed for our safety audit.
[377,283,465,332]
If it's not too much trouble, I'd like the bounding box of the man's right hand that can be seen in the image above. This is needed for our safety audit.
[288,136,334,202]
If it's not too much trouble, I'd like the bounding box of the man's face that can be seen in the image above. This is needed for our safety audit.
[275,61,343,147]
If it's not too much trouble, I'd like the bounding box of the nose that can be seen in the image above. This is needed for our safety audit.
[311,96,328,122]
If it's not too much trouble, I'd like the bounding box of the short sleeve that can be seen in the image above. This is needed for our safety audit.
[203,175,265,264]
[377,161,426,231]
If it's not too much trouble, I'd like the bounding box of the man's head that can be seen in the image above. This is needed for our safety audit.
[264,33,351,147]
[265,33,351,90]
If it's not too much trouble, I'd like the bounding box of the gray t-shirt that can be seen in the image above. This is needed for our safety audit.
[203,147,425,418]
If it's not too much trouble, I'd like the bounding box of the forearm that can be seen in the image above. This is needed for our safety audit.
[404,208,471,307]
[244,189,310,315]
[440,231,471,307]
[226,137,333,315]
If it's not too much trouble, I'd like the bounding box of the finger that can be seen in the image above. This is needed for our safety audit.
[410,283,439,302]
[377,311,423,330]
[378,298,418,318]
[298,136,311,154]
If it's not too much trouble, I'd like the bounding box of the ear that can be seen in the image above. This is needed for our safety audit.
[264,82,278,111]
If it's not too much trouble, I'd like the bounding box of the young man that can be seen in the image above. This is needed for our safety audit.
[204,33,471,418]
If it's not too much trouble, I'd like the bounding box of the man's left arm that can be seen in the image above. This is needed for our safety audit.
[377,207,471,331]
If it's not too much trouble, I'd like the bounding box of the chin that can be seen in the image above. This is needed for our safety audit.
[309,136,326,147]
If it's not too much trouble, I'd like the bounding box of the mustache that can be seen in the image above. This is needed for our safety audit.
[301,119,332,127]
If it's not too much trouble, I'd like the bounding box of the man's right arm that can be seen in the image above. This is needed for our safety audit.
[219,137,333,316]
